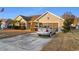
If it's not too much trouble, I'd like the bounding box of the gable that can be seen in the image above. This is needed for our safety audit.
[15,16,22,21]
[37,12,64,23]
[15,16,27,23]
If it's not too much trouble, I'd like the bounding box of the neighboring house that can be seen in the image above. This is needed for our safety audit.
[1,20,7,29]
[34,11,65,32]
[15,15,40,29]
[15,15,28,28]
[76,18,79,29]
[71,18,78,28]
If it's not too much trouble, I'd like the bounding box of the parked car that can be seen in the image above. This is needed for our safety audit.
[37,26,57,37]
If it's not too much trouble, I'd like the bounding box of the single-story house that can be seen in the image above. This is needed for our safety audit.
[15,11,65,32]
[34,11,65,32]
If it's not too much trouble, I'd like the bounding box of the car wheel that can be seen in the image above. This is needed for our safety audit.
[38,34,41,36]
[49,33,52,37]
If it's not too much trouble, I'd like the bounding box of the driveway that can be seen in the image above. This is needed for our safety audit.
[0,32,51,51]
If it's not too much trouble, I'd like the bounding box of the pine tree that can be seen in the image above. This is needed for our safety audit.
[63,19,71,32]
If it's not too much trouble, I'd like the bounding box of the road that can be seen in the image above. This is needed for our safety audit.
[0,33,51,51]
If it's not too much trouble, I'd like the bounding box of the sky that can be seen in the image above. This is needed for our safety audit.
[0,7,79,19]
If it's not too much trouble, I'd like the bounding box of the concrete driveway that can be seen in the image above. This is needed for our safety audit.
[0,33,51,51]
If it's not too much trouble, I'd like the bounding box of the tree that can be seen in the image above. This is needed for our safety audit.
[62,19,72,32]
[7,19,14,24]
[62,12,76,24]
[6,19,15,29]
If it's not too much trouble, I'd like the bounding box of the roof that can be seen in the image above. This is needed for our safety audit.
[34,11,65,22]
[16,11,65,22]
[19,15,32,21]
[18,15,40,21]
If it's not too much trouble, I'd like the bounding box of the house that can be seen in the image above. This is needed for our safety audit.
[15,11,65,32]
[34,11,65,32]
[75,18,79,29]
[15,15,40,29]
[71,18,78,28]
[0,19,7,29]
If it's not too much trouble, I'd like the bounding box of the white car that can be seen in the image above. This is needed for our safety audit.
[37,27,56,37]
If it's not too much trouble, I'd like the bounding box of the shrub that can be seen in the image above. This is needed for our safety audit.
[20,25,26,30]
[62,19,71,32]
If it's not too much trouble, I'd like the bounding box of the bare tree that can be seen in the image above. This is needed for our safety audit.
[62,12,76,24]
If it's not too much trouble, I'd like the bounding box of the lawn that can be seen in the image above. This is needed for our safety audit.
[0,29,31,39]
[42,29,79,51]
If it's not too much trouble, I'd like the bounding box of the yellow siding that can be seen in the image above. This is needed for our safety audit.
[15,16,27,23]
[16,16,22,21]
[20,18,27,23]
[38,13,64,28]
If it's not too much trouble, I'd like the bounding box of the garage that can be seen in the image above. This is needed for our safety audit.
[34,11,64,32]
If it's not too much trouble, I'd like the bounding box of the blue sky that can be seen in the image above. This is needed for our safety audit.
[0,7,79,19]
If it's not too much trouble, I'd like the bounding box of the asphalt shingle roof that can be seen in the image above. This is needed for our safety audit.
[19,15,40,21]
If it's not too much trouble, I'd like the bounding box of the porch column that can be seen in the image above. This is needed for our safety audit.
[37,21,39,28]
[57,23,62,32]
[58,28,61,32]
